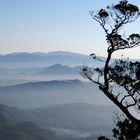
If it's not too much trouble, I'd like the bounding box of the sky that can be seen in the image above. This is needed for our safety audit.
[0,0,140,58]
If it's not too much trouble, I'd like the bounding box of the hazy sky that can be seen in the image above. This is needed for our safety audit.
[0,0,140,58]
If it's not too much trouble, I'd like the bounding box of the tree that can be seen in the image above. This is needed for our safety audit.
[112,117,140,140]
[81,0,140,126]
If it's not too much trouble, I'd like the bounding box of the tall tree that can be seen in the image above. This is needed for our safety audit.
[82,0,140,124]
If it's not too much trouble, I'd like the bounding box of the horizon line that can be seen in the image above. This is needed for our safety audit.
[0,50,140,60]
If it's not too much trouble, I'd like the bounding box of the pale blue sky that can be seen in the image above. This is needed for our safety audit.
[0,0,140,58]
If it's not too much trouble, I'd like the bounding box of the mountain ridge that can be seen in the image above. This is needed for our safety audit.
[0,51,105,68]
[0,79,82,88]
[0,51,89,57]
[0,79,111,108]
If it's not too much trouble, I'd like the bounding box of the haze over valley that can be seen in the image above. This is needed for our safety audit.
[0,51,119,139]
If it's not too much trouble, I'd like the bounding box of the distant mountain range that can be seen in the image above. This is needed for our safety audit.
[0,51,105,68]
[0,51,105,86]
[0,64,80,75]
[0,51,123,139]
[0,63,84,86]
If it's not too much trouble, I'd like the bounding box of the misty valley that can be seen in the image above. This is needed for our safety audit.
[0,51,118,139]
[2,0,140,139]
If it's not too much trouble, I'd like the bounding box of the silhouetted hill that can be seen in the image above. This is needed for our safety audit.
[39,64,80,75]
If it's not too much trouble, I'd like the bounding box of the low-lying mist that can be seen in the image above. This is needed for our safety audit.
[0,52,117,139]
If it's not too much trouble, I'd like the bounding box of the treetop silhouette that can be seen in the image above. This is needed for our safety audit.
[82,0,140,124]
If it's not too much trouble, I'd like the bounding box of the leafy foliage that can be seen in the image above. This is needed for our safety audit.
[112,118,140,140]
